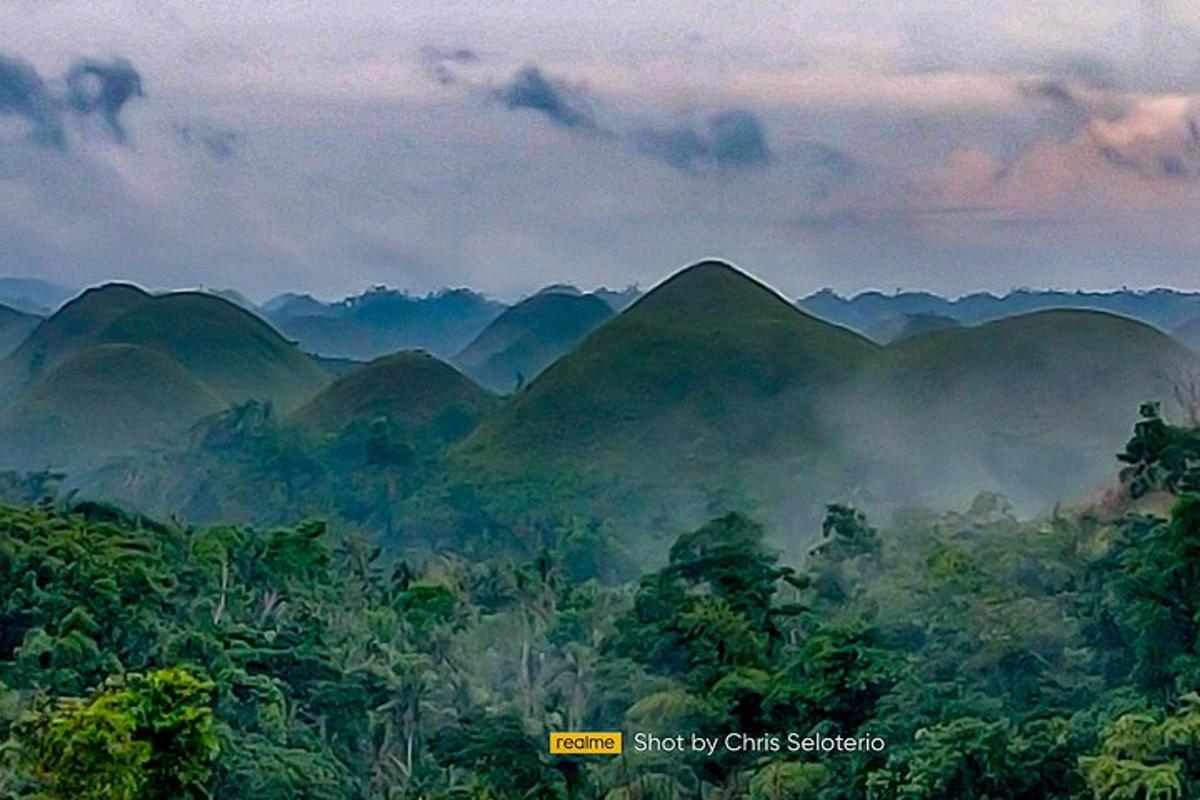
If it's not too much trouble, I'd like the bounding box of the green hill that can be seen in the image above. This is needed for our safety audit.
[835,310,1200,510]
[293,350,497,441]
[0,303,40,359]
[454,292,615,392]
[458,260,879,541]
[95,292,328,411]
[0,344,225,469]
[0,283,152,398]
[865,312,962,344]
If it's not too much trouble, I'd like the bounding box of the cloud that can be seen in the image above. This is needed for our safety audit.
[708,110,771,167]
[173,122,239,160]
[630,109,773,171]
[65,58,144,143]
[496,65,599,131]
[630,126,709,169]
[420,46,479,86]
[0,54,64,148]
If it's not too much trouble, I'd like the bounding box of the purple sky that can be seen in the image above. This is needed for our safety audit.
[3,0,1200,300]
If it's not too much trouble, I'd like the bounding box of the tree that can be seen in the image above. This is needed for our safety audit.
[22,667,218,800]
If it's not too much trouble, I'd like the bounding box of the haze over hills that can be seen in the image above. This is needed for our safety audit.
[829,310,1200,512]
[454,292,615,393]
[2,261,1200,560]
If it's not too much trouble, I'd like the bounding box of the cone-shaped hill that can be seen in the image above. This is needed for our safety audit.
[831,309,1200,510]
[0,287,331,471]
[0,283,152,397]
[94,292,328,411]
[467,260,876,458]
[454,292,615,393]
[457,261,878,541]
[293,351,498,443]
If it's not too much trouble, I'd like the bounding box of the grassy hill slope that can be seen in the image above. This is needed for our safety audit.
[833,310,1200,510]
[0,344,226,469]
[293,351,497,441]
[0,283,152,398]
[96,292,328,411]
[454,292,615,393]
[457,260,879,543]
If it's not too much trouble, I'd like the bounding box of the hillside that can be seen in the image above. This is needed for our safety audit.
[454,292,615,392]
[459,260,879,542]
[0,344,225,469]
[293,350,497,440]
[95,292,328,411]
[0,304,40,359]
[865,312,961,344]
[831,310,1200,511]
[0,283,152,398]
[268,287,506,360]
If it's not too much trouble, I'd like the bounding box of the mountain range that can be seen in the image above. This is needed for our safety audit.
[3,262,1200,559]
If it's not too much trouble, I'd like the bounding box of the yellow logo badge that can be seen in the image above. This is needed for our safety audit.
[549,732,623,755]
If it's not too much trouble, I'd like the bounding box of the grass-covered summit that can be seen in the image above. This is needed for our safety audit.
[293,350,497,441]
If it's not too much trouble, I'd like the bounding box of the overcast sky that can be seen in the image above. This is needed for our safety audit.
[3,0,1200,300]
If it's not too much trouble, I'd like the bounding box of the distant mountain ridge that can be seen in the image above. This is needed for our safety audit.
[264,287,506,361]
[800,287,1200,334]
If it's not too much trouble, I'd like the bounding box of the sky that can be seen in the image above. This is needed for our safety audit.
[3,0,1200,301]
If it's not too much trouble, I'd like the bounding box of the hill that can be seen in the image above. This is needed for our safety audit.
[831,310,1200,511]
[459,260,879,543]
[95,292,328,411]
[454,292,615,392]
[293,351,497,441]
[0,304,40,359]
[0,283,152,399]
[0,344,225,469]
[267,287,505,360]
[865,312,962,344]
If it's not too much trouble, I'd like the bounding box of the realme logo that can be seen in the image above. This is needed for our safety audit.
[549,732,623,755]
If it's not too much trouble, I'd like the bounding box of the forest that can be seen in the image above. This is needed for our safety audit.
[2,403,1200,799]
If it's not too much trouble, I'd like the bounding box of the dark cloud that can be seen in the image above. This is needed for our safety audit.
[630,126,709,169]
[630,109,772,171]
[420,46,479,86]
[174,122,239,160]
[708,109,771,167]
[0,54,64,148]
[65,58,144,143]
[496,66,598,131]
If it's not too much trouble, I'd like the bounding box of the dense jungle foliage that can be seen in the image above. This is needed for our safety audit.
[3,405,1200,798]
